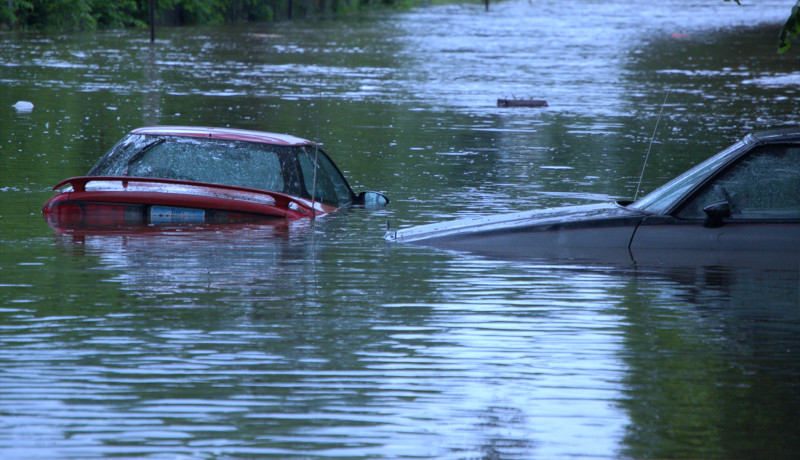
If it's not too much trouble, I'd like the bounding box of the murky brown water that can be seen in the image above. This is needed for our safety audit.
[2,0,799,458]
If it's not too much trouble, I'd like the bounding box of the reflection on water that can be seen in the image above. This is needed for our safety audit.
[615,266,800,459]
[1,0,799,457]
[3,232,798,457]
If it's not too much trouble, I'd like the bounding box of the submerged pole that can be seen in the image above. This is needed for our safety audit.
[149,0,155,43]
[6,0,13,29]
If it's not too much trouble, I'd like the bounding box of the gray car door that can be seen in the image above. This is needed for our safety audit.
[629,143,800,253]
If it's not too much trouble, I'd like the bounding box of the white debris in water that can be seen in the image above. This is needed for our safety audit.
[742,73,800,88]
[12,101,33,112]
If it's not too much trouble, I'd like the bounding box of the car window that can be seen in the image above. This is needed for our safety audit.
[297,148,354,206]
[128,138,285,192]
[675,144,800,220]
[630,141,744,214]
[88,134,149,175]
[317,150,354,204]
[90,136,309,194]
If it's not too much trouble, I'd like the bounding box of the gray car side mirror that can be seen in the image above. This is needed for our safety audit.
[355,191,389,208]
[703,200,731,228]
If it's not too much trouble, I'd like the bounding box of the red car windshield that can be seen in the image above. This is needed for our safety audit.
[88,135,355,207]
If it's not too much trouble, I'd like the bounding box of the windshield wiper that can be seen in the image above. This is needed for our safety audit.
[125,138,165,176]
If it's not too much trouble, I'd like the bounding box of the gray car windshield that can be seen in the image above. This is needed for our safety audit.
[630,141,745,214]
[88,135,354,206]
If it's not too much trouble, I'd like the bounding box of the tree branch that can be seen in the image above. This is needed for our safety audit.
[778,0,800,53]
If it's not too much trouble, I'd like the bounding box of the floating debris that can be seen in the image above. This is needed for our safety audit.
[12,101,34,113]
[497,98,548,108]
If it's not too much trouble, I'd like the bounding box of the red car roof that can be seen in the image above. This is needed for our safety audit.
[131,126,315,147]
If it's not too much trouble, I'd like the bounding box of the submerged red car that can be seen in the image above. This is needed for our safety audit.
[43,126,388,228]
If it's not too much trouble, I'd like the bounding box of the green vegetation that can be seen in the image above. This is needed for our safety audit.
[777,0,800,53]
[0,0,419,31]
[726,0,800,53]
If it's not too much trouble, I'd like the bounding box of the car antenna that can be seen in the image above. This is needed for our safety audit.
[634,86,671,202]
[310,86,322,218]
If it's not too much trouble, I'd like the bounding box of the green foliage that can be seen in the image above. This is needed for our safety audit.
[1,0,144,30]
[239,0,276,22]
[12,0,96,30]
[0,0,452,30]
[0,0,426,29]
[726,0,798,54]
[92,0,145,28]
[778,0,800,54]
[0,1,22,29]
[0,0,444,30]
[157,0,225,25]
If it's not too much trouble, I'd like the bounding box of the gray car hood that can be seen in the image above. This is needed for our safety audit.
[386,202,644,244]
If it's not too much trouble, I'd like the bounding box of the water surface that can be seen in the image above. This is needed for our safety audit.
[2,0,799,458]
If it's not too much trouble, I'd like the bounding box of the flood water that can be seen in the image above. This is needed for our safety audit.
[2,0,800,458]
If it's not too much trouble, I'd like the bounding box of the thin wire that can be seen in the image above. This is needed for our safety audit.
[310,88,321,217]
[634,87,671,202]
[309,87,322,304]
[310,148,319,218]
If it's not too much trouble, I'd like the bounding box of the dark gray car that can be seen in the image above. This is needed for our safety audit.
[386,127,800,266]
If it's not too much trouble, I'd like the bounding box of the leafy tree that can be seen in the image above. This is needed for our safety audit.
[13,0,95,30]
[92,0,145,28]
[777,0,800,53]
[727,0,800,53]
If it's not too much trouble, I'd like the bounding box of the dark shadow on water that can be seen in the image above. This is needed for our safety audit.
[611,263,800,459]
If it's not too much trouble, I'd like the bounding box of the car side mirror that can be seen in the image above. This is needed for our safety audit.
[702,200,731,228]
[355,191,389,208]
